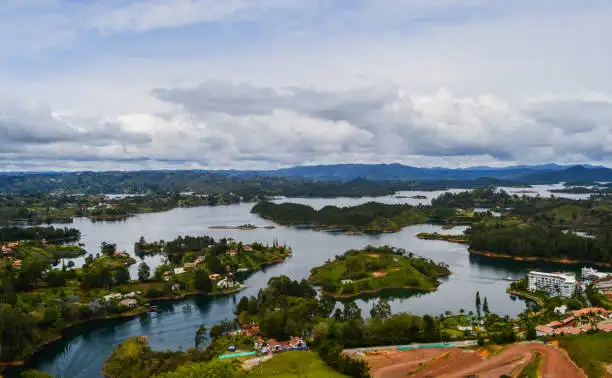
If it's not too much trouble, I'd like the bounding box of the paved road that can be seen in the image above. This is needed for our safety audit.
[343,340,478,354]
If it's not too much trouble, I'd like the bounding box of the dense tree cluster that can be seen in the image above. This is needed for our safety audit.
[0,226,80,243]
[251,201,429,232]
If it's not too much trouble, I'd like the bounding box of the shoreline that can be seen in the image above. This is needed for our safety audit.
[468,249,612,267]
[0,307,149,367]
[2,287,247,367]
[319,285,437,299]
[416,233,469,244]
[3,252,291,367]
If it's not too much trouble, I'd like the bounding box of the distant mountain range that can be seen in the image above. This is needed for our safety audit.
[2,163,612,184]
[230,163,612,183]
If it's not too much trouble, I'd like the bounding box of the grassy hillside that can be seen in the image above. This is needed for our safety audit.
[559,332,612,378]
[243,352,348,378]
[308,246,450,297]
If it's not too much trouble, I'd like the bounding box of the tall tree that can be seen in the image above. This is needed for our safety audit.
[101,242,117,256]
[343,301,362,321]
[114,267,130,285]
[475,291,482,318]
[483,297,490,315]
[195,324,207,349]
[370,299,392,321]
[137,262,150,282]
[194,269,213,292]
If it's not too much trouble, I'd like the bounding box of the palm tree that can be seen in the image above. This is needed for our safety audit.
[459,308,465,316]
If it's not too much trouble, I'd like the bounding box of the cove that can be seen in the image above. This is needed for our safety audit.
[10,190,583,377]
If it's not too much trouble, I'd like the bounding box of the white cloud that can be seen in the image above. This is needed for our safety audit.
[1,1,612,170]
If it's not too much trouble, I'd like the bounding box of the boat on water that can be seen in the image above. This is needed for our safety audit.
[149,305,158,312]
[504,276,514,281]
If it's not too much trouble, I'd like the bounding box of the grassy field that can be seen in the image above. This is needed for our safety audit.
[243,352,347,378]
[559,332,612,378]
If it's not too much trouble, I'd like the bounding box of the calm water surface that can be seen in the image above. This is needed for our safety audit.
[13,190,595,377]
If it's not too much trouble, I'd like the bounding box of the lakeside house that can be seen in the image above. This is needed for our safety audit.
[244,245,254,252]
[104,293,122,303]
[184,262,196,270]
[595,276,612,292]
[119,299,138,308]
[217,278,236,289]
[340,279,353,285]
[226,249,238,257]
[581,267,609,280]
[209,273,221,280]
[527,271,576,298]
[173,267,185,275]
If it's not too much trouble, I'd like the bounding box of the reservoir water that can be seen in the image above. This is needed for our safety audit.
[14,189,593,377]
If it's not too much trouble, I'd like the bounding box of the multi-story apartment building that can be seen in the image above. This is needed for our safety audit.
[527,271,576,298]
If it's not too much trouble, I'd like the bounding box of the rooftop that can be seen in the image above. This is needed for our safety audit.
[528,271,576,283]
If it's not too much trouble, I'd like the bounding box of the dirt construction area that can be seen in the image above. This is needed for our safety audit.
[365,343,585,378]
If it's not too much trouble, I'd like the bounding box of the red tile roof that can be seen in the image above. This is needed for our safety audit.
[535,325,555,334]
[572,307,608,317]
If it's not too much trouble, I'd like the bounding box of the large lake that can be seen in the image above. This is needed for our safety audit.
[12,187,595,377]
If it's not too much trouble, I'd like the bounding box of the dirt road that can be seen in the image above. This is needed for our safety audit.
[366,343,585,378]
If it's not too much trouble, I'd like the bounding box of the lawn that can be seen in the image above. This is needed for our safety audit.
[242,352,347,378]
[559,332,612,378]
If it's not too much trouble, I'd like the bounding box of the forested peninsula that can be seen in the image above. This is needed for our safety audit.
[250,201,476,234]
[308,245,451,298]
[419,189,612,264]
[0,230,291,365]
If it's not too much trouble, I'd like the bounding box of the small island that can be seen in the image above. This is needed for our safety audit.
[208,224,276,230]
[416,232,469,244]
[308,245,451,298]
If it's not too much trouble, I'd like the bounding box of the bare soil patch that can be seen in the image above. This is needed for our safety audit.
[371,271,387,277]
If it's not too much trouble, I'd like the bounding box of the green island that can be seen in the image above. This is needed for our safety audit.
[251,201,478,234]
[308,246,450,298]
[0,232,291,365]
[416,232,469,243]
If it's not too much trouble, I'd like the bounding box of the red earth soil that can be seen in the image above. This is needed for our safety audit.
[366,343,585,378]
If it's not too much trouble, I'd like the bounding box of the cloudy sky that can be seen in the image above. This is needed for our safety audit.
[2,0,612,171]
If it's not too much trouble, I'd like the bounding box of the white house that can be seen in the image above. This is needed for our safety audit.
[173,267,185,275]
[554,305,568,315]
[340,279,353,285]
[119,299,138,308]
[217,278,237,289]
[527,271,576,298]
[103,293,122,303]
[581,267,608,281]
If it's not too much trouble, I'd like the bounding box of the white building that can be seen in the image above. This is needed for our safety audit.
[173,267,185,275]
[581,267,608,281]
[554,305,568,315]
[103,293,122,303]
[527,271,576,298]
